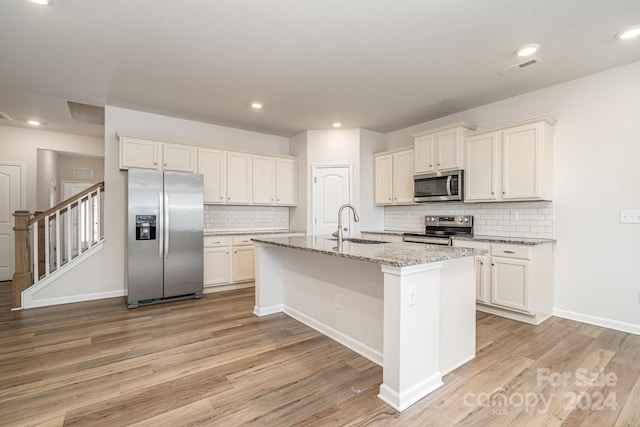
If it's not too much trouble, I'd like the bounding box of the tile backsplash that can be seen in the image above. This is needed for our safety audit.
[204,205,290,231]
[385,201,553,239]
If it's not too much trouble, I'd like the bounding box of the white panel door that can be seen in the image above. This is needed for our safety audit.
[0,164,23,281]
[312,166,351,236]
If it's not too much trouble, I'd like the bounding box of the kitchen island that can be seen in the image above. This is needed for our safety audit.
[252,235,482,411]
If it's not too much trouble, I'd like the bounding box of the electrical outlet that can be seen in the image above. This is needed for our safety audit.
[409,286,417,306]
[510,210,519,221]
[620,210,640,224]
[334,294,342,310]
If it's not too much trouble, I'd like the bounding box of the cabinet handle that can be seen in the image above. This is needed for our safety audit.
[164,163,168,166]
[226,251,229,254]
[491,263,495,266]
[234,251,237,254]
[437,163,440,166]
[491,191,495,195]
[503,250,516,254]
[429,164,433,167]
[219,196,223,200]
[388,198,392,201]
[503,191,506,195]
[153,162,157,165]
[479,261,483,265]
[277,199,280,201]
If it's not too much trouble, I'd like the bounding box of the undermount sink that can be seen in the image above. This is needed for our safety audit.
[327,237,389,244]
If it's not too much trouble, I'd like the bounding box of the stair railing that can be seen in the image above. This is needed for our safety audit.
[12,181,105,308]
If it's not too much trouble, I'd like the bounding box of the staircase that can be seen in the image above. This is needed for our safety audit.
[12,182,105,309]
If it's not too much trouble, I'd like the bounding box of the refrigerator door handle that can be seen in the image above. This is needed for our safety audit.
[158,192,164,258]
[164,192,170,259]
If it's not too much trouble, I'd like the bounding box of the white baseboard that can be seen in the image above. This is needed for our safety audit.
[283,305,383,366]
[253,304,283,316]
[24,289,126,309]
[204,282,254,294]
[552,308,640,336]
[378,373,443,412]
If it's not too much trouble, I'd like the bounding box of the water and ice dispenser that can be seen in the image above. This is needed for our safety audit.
[135,215,156,240]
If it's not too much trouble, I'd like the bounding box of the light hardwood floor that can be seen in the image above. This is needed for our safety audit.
[0,280,639,426]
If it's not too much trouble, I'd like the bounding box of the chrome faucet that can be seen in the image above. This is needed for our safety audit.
[332,204,360,245]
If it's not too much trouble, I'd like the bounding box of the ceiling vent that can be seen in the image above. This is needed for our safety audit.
[0,112,12,121]
[497,57,542,76]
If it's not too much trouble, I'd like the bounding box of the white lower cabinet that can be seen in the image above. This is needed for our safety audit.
[203,236,255,291]
[453,239,553,325]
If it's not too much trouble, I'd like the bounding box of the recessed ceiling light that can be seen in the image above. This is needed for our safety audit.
[251,102,263,109]
[516,44,540,57]
[332,122,342,128]
[617,25,640,40]
[29,0,53,5]
[27,120,42,126]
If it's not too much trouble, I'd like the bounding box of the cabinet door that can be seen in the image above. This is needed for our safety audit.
[393,150,415,204]
[465,132,499,202]
[119,138,161,170]
[227,152,252,204]
[198,148,226,204]
[502,123,541,200]
[204,247,231,286]
[414,134,435,174]
[233,245,255,282]
[491,257,531,313]
[252,155,276,205]
[163,143,197,172]
[276,158,296,205]
[436,128,462,171]
[374,154,393,205]
[475,255,489,303]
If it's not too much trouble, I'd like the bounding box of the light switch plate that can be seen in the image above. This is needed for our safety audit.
[620,210,640,224]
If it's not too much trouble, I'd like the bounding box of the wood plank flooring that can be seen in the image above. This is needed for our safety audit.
[0,280,639,426]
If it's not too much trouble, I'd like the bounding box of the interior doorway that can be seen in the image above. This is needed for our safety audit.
[312,165,353,236]
[0,163,24,281]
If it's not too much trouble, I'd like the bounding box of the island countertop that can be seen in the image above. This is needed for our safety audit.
[251,235,484,267]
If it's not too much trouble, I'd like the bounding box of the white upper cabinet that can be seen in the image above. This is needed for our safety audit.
[464,117,555,203]
[198,148,226,204]
[227,152,252,205]
[119,136,161,170]
[275,158,297,205]
[162,143,197,172]
[413,123,477,174]
[252,155,276,205]
[252,156,297,206]
[374,148,415,205]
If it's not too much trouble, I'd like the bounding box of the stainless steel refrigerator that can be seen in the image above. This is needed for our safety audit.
[127,168,204,308]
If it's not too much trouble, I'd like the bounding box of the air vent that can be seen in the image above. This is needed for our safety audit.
[74,168,94,179]
[0,112,12,121]
[497,57,542,76]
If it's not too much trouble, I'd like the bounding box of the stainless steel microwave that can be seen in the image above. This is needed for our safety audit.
[413,170,463,202]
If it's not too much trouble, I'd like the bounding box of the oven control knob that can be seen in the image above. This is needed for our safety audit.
[464,218,469,222]
[458,218,463,222]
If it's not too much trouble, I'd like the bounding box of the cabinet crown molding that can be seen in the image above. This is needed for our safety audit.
[410,122,478,138]
[116,132,297,160]
[468,115,557,135]
[374,145,413,156]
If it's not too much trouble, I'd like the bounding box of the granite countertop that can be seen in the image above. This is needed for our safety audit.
[452,235,555,245]
[251,235,484,267]
[204,229,305,237]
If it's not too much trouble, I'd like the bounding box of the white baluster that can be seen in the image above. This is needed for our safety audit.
[78,199,83,255]
[44,216,50,276]
[55,210,61,270]
[33,220,39,282]
[96,188,101,242]
[66,203,72,262]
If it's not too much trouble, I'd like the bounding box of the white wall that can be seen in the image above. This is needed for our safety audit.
[0,125,103,211]
[35,149,57,211]
[289,131,308,232]
[384,60,640,330]
[29,106,290,304]
[359,129,386,231]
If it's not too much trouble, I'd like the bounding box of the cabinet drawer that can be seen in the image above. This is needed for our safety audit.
[491,244,531,260]
[204,236,231,247]
[232,235,254,246]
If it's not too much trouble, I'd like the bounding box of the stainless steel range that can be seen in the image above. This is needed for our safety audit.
[403,215,474,246]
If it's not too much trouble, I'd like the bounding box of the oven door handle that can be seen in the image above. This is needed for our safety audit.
[403,236,451,245]
[446,175,453,196]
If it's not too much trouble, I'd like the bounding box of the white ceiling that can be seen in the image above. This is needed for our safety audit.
[1,0,639,138]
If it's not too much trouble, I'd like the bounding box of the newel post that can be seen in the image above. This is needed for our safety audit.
[12,211,32,309]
